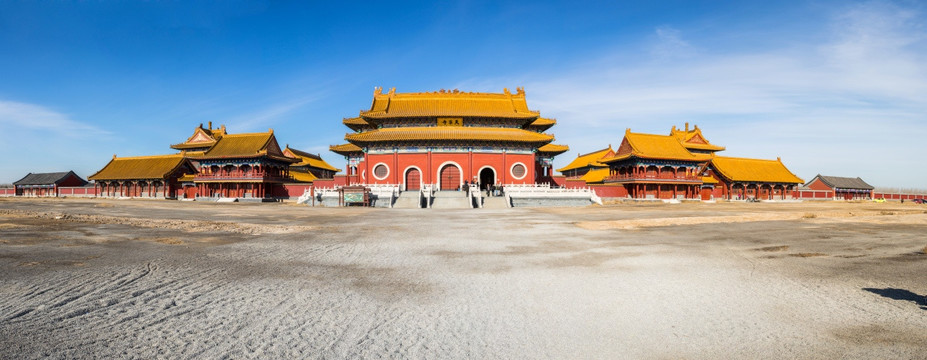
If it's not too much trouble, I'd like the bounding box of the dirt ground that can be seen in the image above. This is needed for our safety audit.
[0,198,925,359]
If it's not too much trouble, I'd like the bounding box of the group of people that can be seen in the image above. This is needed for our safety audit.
[461,180,498,197]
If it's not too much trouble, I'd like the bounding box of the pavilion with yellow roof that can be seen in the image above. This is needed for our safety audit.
[558,124,803,201]
[90,122,339,201]
[325,87,569,191]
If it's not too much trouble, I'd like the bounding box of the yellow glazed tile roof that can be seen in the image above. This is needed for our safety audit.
[89,154,188,180]
[529,117,556,127]
[603,131,711,163]
[344,127,553,144]
[557,146,613,172]
[289,169,318,183]
[360,87,540,119]
[537,143,569,154]
[178,174,196,182]
[284,146,341,172]
[329,143,362,155]
[580,168,610,183]
[342,117,372,131]
[701,176,719,184]
[202,132,274,157]
[710,156,804,184]
[170,124,226,150]
[528,117,556,130]
[670,125,725,151]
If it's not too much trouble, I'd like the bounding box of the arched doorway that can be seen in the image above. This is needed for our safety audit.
[405,168,421,191]
[439,164,460,190]
[479,167,495,191]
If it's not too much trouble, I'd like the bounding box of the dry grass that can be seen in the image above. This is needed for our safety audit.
[0,223,25,229]
[790,252,828,258]
[879,211,896,216]
[758,245,790,252]
[154,237,184,245]
[802,213,817,219]
[921,244,927,254]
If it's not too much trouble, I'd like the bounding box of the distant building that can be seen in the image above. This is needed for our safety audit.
[556,146,613,184]
[705,157,804,200]
[559,124,804,200]
[803,175,874,200]
[89,154,196,198]
[90,123,338,201]
[13,171,88,197]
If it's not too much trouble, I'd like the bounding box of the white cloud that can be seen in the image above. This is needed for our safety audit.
[0,100,113,184]
[460,2,927,188]
[224,94,322,132]
[0,100,108,137]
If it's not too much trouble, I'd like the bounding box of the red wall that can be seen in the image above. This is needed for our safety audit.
[58,186,99,196]
[589,184,628,198]
[0,188,14,196]
[357,152,537,188]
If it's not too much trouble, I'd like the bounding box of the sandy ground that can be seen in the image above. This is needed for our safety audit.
[0,198,925,359]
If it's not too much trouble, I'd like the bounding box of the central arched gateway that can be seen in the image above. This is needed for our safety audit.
[479,167,495,191]
[405,167,421,191]
[439,164,461,190]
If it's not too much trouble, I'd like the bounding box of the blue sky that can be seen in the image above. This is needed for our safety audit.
[1,1,925,189]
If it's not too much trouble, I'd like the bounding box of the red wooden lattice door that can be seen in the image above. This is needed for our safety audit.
[439,165,460,190]
[405,168,421,190]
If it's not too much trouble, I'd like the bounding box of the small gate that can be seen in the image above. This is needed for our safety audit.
[439,165,460,191]
[405,168,421,191]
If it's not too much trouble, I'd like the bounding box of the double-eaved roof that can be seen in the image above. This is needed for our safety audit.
[360,87,539,119]
[711,156,804,184]
[13,171,87,186]
[188,130,295,163]
[603,131,711,163]
[344,127,553,144]
[807,175,873,190]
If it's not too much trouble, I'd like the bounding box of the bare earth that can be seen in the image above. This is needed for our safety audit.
[1,198,925,359]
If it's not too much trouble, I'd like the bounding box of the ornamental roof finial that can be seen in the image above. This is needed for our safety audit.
[373,87,382,95]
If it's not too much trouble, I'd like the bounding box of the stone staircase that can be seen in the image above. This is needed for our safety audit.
[482,196,509,209]
[430,191,473,209]
[393,191,423,208]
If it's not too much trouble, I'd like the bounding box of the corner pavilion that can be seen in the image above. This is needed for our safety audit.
[329,87,569,191]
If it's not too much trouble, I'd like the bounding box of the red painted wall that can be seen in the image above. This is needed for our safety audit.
[58,186,99,196]
[356,152,537,188]
[589,185,628,198]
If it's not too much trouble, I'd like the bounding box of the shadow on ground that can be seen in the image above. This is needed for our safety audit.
[863,288,927,310]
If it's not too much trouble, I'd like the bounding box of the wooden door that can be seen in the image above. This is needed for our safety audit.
[405,168,421,191]
[440,165,460,190]
[700,187,712,201]
[185,186,197,199]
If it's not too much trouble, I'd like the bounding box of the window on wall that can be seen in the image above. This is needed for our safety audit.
[511,163,527,179]
[373,163,389,180]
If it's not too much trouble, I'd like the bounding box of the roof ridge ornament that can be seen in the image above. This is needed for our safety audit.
[373,87,382,95]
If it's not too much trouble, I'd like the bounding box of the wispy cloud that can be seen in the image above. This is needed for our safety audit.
[224,94,323,132]
[0,100,108,137]
[459,2,927,187]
